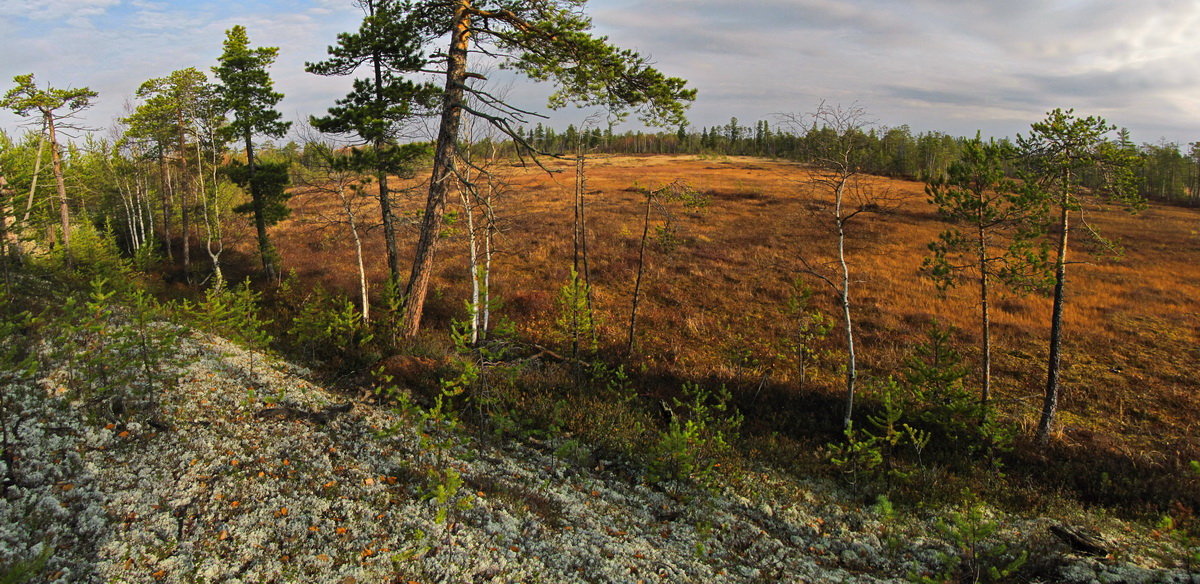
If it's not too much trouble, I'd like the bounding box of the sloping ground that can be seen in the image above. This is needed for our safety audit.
[2,330,1195,583]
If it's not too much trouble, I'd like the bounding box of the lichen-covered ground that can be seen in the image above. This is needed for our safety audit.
[2,331,1195,583]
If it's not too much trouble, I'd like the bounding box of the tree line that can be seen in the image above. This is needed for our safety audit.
[522,117,1200,206]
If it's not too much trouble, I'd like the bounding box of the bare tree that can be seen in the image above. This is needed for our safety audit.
[626,180,707,357]
[782,103,896,430]
[292,132,377,321]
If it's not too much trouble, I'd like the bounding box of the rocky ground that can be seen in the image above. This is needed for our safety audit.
[1,329,1196,583]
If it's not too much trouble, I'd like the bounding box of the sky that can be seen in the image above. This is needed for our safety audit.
[3,0,1200,145]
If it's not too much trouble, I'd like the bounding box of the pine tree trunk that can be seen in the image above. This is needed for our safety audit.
[0,175,17,261]
[1037,202,1071,444]
[178,111,192,283]
[369,0,401,284]
[978,209,992,423]
[378,169,399,282]
[399,0,471,337]
[246,134,276,280]
[45,114,71,251]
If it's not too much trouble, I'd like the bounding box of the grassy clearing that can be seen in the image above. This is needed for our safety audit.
[210,154,1200,518]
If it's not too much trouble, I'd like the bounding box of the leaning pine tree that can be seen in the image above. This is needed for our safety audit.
[1,74,97,254]
[213,25,292,280]
[381,0,695,337]
[1017,109,1140,444]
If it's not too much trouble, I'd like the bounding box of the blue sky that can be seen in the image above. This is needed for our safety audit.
[3,0,1200,145]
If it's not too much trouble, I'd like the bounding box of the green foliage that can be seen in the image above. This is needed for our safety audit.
[40,220,131,280]
[1,73,96,120]
[553,266,597,352]
[212,25,290,147]
[377,375,473,526]
[1019,109,1141,210]
[0,544,52,584]
[41,277,183,421]
[305,0,439,150]
[784,281,833,386]
[1155,513,1200,572]
[1153,461,1200,572]
[902,325,1012,459]
[924,136,1052,293]
[184,280,273,350]
[123,67,220,158]
[909,503,1027,584]
[287,286,376,369]
[450,1,696,128]
[648,382,743,488]
[226,159,291,225]
[375,275,407,351]
[829,377,931,488]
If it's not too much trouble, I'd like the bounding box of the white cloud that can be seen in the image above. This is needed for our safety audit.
[0,0,120,26]
[3,0,1200,144]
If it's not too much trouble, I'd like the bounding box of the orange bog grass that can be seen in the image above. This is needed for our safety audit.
[260,154,1199,465]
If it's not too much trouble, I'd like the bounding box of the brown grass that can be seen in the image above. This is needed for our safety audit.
[244,154,1199,478]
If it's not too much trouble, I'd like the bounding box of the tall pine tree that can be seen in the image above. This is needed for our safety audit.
[2,74,97,253]
[1018,109,1139,444]
[213,25,291,280]
[379,0,696,336]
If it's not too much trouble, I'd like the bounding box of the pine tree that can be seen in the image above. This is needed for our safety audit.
[2,74,97,253]
[124,68,220,281]
[387,0,696,336]
[1018,109,1140,444]
[306,0,438,283]
[925,135,1049,423]
[213,25,291,280]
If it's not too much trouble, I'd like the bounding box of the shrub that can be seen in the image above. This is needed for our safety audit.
[184,280,273,350]
[902,324,1013,464]
[40,220,131,282]
[649,382,743,488]
[43,277,183,422]
[287,286,376,369]
[910,503,1027,584]
[829,376,931,489]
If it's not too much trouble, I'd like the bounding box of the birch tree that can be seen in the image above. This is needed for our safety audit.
[783,103,892,430]
[293,136,376,321]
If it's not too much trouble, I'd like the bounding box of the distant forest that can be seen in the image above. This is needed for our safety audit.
[498,118,1200,207]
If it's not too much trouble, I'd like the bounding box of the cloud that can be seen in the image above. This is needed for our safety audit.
[3,0,1200,145]
[0,0,120,24]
